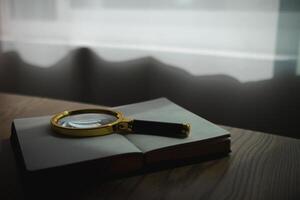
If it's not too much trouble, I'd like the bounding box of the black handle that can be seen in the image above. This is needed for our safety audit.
[132,120,190,138]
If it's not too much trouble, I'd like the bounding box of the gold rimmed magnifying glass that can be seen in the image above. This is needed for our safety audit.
[51,108,190,138]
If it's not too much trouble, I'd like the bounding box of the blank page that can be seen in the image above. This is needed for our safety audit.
[115,98,229,153]
[13,116,142,171]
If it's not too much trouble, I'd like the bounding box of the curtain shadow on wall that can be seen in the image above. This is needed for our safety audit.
[1,47,300,139]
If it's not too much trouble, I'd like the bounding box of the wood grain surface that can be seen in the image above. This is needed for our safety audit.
[0,92,300,200]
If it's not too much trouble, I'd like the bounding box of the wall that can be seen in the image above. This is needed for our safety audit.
[1,47,300,139]
[0,0,300,138]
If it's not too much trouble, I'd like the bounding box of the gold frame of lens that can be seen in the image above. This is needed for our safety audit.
[51,109,130,137]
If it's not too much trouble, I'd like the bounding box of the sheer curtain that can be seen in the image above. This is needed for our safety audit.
[0,0,299,82]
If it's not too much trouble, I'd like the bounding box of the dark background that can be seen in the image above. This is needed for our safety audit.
[0,46,300,139]
[0,0,299,138]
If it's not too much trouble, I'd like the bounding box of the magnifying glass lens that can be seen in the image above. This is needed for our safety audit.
[58,113,118,129]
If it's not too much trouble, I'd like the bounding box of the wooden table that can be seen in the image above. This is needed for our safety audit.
[1,92,300,200]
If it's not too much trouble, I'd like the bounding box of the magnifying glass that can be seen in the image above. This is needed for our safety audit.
[51,109,190,138]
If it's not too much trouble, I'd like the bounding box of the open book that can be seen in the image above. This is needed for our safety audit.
[11,98,230,177]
